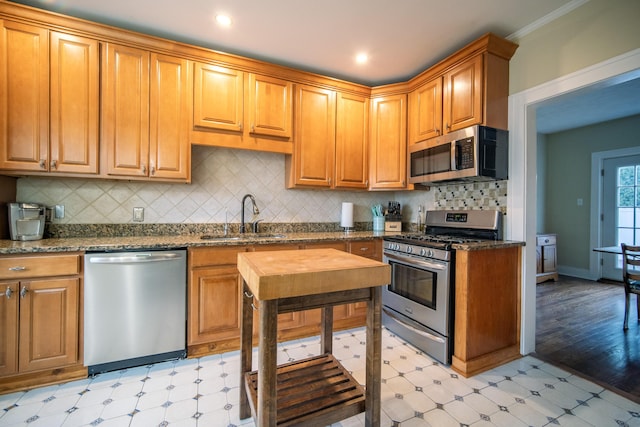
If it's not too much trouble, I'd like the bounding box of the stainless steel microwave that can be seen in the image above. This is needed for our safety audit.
[409,125,508,185]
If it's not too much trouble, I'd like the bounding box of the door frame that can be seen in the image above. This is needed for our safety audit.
[508,48,640,355]
[592,148,640,280]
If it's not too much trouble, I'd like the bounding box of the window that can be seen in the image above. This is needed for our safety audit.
[617,164,640,246]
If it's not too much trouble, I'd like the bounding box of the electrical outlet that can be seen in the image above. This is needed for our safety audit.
[45,207,53,222]
[55,205,65,219]
[133,207,144,222]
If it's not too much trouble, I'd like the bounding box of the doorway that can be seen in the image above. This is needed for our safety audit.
[508,49,640,355]
[600,152,640,279]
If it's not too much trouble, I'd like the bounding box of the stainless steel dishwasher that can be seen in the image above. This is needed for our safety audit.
[84,249,187,375]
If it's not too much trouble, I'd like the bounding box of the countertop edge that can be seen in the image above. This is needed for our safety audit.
[0,232,525,255]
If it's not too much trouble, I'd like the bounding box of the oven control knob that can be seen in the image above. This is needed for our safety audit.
[406,246,412,254]
[428,249,434,257]
[420,248,427,257]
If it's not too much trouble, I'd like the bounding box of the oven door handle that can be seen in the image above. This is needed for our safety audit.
[383,252,448,271]
[383,307,446,344]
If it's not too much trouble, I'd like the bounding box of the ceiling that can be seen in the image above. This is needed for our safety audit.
[10,0,578,86]
[7,0,640,133]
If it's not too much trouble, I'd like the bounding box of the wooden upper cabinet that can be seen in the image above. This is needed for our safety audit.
[49,31,99,174]
[443,54,483,133]
[102,43,189,181]
[0,22,99,175]
[102,43,150,178]
[193,63,243,132]
[149,53,190,180]
[286,84,336,188]
[248,73,292,138]
[0,21,49,172]
[369,94,408,190]
[335,92,369,189]
[191,67,293,153]
[409,76,443,145]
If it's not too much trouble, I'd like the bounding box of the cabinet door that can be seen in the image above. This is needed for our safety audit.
[19,278,79,373]
[409,76,443,144]
[193,63,243,132]
[443,55,483,133]
[369,94,407,189]
[0,282,18,376]
[542,245,557,273]
[189,265,242,345]
[289,84,336,188]
[102,43,150,177]
[0,20,48,172]
[149,53,190,180]
[49,31,99,174]
[247,74,292,138]
[335,92,369,189]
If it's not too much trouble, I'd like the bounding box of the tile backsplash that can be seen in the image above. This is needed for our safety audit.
[16,146,506,226]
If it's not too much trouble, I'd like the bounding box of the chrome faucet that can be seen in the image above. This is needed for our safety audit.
[240,194,260,234]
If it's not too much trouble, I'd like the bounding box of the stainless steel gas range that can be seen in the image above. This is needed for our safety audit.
[382,209,503,364]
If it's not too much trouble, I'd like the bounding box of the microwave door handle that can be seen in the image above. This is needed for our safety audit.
[383,307,445,344]
[453,142,460,170]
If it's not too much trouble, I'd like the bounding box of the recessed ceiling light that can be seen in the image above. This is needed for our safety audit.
[355,53,368,64]
[216,14,232,27]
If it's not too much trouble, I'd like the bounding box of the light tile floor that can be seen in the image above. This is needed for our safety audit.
[1,327,639,427]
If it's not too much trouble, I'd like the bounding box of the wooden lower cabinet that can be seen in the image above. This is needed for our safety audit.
[187,239,382,357]
[452,246,522,377]
[0,253,85,393]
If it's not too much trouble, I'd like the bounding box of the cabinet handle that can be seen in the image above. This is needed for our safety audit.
[142,164,147,174]
[20,286,28,299]
[239,123,243,131]
[251,124,255,133]
[150,165,156,176]
[4,286,12,299]
[8,266,26,271]
[50,159,57,169]
[327,178,331,185]
[39,159,46,169]
[445,122,450,130]
[365,180,368,186]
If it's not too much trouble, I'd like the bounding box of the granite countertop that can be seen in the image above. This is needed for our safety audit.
[0,231,389,254]
[0,230,524,255]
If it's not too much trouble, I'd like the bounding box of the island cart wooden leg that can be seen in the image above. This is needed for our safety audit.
[239,282,254,420]
[365,286,382,427]
[257,298,278,426]
[321,306,333,354]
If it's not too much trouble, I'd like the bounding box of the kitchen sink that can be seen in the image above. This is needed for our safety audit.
[200,233,287,240]
[200,235,242,240]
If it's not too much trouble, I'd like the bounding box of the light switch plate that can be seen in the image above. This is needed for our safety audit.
[133,207,144,222]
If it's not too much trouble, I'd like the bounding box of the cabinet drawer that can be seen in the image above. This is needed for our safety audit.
[536,235,556,246]
[0,254,81,279]
[349,240,380,260]
[190,246,248,268]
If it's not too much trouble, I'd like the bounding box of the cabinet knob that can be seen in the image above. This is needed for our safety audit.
[251,124,255,133]
[50,159,57,169]
[150,165,156,176]
[142,164,147,174]
[4,286,12,299]
[20,286,28,299]
[239,123,243,132]
[39,159,46,169]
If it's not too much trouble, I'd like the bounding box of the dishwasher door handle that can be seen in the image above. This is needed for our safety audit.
[88,253,183,264]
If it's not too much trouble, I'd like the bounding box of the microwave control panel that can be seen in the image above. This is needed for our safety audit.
[455,137,475,169]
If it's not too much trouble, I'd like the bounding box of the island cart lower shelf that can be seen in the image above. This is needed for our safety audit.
[244,353,365,426]
[237,248,391,427]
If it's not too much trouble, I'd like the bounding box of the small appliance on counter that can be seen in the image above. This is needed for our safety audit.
[385,201,402,232]
[8,202,46,241]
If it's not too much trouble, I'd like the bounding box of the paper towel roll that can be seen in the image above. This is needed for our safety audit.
[340,202,354,228]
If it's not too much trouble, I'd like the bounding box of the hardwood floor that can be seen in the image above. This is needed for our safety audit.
[535,275,640,402]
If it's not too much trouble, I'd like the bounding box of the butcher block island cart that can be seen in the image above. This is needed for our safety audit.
[237,249,391,427]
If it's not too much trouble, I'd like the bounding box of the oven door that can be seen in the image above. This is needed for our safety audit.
[382,251,451,337]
